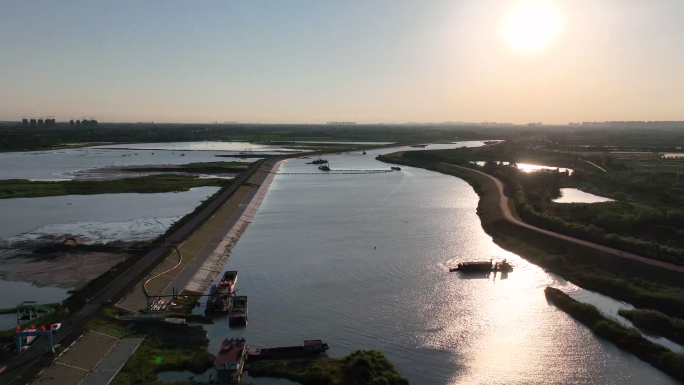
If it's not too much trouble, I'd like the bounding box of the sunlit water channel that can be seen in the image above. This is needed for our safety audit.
[195,143,678,385]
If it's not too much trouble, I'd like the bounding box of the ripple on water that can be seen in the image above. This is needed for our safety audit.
[198,146,679,385]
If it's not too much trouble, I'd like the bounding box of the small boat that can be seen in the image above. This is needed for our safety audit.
[391,167,401,171]
[410,144,428,148]
[220,271,238,292]
[362,151,367,155]
[318,165,331,171]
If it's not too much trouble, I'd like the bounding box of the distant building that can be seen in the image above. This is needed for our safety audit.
[22,118,28,127]
[45,118,56,128]
[69,120,74,128]
[81,119,97,128]
[29,119,37,127]
[327,121,357,125]
[75,120,81,128]
[37,119,44,127]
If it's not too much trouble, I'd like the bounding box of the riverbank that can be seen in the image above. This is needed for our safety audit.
[377,152,684,320]
[544,287,684,382]
[0,174,231,199]
[248,350,409,385]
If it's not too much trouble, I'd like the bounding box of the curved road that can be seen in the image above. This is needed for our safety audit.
[442,163,684,274]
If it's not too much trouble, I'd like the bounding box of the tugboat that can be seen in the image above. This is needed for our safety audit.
[391,167,401,171]
[493,259,513,272]
[409,144,428,148]
[318,164,331,171]
[212,338,247,384]
[229,296,248,326]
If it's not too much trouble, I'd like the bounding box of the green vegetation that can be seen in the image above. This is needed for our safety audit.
[248,350,409,385]
[0,174,231,199]
[129,161,252,174]
[111,321,214,385]
[544,287,684,382]
[619,309,684,345]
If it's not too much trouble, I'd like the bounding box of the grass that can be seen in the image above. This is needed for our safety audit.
[0,174,231,199]
[545,287,684,382]
[619,309,684,345]
[248,350,409,385]
[131,161,252,174]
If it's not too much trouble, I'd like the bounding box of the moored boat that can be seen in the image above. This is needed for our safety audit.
[213,338,247,384]
[229,296,248,326]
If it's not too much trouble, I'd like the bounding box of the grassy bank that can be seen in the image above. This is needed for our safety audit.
[0,174,231,199]
[619,309,684,345]
[129,161,251,174]
[544,287,684,382]
[377,152,684,320]
[248,350,409,385]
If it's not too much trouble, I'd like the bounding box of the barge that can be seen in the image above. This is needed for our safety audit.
[310,156,328,164]
[212,338,247,384]
[450,259,512,273]
[247,340,329,361]
[391,167,401,171]
[229,296,248,326]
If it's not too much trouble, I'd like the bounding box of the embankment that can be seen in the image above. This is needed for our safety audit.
[545,287,684,382]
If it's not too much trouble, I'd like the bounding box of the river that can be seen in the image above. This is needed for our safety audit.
[198,142,678,384]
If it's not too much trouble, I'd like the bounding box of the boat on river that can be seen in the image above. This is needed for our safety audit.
[318,164,331,171]
[212,338,247,384]
[410,144,428,148]
[247,340,329,361]
[229,296,248,326]
[449,259,512,273]
[206,271,238,314]
[311,156,328,164]
[391,167,401,171]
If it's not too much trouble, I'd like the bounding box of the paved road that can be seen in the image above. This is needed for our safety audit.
[0,159,267,385]
[442,163,684,274]
[160,159,279,295]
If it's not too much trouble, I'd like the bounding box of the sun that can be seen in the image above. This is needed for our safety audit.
[501,2,564,53]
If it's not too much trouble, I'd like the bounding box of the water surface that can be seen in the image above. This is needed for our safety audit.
[553,188,614,204]
[198,144,676,385]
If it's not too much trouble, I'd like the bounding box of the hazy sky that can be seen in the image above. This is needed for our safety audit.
[1,0,682,124]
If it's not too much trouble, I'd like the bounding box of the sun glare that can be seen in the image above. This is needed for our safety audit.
[501,2,564,53]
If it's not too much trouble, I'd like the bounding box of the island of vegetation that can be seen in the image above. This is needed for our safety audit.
[248,350,409,385]
[0,174,230,199]
[544,287,684,382]
[619,308,684,346]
